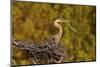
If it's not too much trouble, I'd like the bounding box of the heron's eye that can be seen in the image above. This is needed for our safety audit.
[57,22,61,24]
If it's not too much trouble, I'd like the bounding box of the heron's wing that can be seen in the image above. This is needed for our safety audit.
[47,35,57,46]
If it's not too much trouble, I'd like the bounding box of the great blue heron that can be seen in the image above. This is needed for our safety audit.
[48,18,77,44]
[12,18,77,65]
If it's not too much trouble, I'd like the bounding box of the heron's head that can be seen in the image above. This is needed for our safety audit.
[54,18,78,33]
[55,19,66,23]
[54,19,66,26]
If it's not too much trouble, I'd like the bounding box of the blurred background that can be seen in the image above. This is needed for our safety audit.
[12,1,96,65]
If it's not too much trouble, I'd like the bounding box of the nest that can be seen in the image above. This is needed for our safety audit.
[12,38,66,64]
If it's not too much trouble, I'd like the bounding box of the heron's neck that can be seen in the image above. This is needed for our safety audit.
[57,24,62,39]
[54,22,63,43]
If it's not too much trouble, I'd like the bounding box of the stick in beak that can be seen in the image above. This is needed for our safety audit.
[65,20,78,33]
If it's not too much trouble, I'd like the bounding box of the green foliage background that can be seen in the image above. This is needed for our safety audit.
[12,1,96,65]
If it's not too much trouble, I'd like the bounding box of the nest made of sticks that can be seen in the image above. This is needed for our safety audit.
[12,38,66,65]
